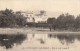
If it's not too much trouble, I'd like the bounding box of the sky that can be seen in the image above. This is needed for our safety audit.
[0,0,80,17]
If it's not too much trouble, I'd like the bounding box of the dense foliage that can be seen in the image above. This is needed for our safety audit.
[0,8,26,27]
[47,13,80,31]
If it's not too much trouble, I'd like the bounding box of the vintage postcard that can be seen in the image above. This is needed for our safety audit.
[0,0,80,51]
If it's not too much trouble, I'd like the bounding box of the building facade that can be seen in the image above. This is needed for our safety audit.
[20,10,47,23]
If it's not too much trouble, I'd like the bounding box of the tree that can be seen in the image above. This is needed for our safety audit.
[57,14,66,29]
[75,15,80,28]
[15,11,26,27]
[47,17,56,30]
[65,13,75,30]
[0,8,16,27]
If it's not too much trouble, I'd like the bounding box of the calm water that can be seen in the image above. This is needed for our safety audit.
[0,33,80,50]
[0,34,27,49]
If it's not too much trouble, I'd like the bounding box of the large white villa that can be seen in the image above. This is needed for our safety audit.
[21,10,48,23]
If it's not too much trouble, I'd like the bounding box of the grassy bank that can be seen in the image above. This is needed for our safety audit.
[0,28,80,34]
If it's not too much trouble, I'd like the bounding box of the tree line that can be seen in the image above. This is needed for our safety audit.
[0,8,26,27]
[0,8,80,31]
[47,13,80,31]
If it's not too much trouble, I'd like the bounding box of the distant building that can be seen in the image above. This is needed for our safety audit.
[25,11,35,22]
[18,10,47,23]
[35,10,47,23]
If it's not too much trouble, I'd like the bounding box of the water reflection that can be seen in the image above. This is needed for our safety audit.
[1,33,80,49]
[0,34,27,49]
[27,33,80,45]
[48,34,80,45]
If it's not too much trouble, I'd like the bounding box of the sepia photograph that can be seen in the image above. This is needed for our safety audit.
[0,0,80,51]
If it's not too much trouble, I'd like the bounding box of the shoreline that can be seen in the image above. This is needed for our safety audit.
[0,28,80,34]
